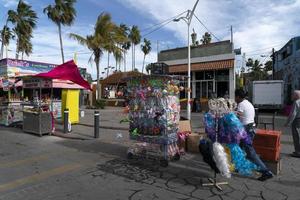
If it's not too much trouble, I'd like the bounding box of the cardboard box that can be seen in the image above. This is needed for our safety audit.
[265,159,282,175]
[186,133,206,153]
[179,120,192,132]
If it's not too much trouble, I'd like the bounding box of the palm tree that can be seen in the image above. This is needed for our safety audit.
[70,13,120,100]
[119,24,131,72]
[246,58,267,80]
[8,0,37,59]
[128,25,141,71]
[44,0,77,63]
[19,36,32,60]
[0,25,14,59]
[200,32,212,45]
[104,24,126,72]
[141,38,151,73]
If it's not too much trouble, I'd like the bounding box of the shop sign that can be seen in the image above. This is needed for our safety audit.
[5,59,56,77]
[2,79,9,91]
[23,78,53,88]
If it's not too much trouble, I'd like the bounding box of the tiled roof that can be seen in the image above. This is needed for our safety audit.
[100,71,144,84]
[169,59,234,73]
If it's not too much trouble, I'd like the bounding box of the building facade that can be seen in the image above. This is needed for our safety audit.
[273,36,300,104]
[158,40,236,99]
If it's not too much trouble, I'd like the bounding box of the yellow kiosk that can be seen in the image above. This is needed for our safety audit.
[62,89,80,124]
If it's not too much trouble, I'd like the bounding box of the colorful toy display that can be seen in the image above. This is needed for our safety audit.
[202,98,258,177]
[126,75,181,166]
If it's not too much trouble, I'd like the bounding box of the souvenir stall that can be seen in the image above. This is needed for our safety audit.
[33,60,91,124]
[200,98,258,190]
[126,75,183,167]
[0,78,23,126]
[0,58,56,126]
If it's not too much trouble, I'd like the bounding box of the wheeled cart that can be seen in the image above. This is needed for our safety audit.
[125,75,182,167]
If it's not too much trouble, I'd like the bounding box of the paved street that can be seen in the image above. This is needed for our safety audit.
[0,108,299,200]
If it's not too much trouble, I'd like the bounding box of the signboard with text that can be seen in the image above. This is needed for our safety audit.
[1,59,56,77]
[23,78,53,89]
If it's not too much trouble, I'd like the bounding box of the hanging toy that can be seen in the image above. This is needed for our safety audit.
[120,117,132,124]
[173,86,179,94]
[224,146,235,172]
[212,142,231,178]
[131,128,139,137]
[227,143,258,176]
[162,89,168,96]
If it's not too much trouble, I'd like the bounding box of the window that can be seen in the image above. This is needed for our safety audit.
[216,70,229,81]
[195,72,204,80]
[204,71,214,80]
[296,38,300,51]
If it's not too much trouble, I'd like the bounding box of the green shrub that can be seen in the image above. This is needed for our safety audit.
[95,99,106,109]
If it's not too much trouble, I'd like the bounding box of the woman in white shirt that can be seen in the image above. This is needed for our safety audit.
[235,89,273,181]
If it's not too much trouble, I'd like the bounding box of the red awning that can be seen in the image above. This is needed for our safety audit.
[34,60,91,90]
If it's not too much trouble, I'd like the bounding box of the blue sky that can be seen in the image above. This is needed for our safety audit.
[1,0,300,78]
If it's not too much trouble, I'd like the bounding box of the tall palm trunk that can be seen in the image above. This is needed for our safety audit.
[58,23,65,63]
[133,45,135,70]
[142,54,146,74]
[22,52,24,60]
[95,58,100,100]
[107,52,110,76]
[131,43,134,71]
[124,51,126,72]
[15,39,19,59]
[0,19,8,60]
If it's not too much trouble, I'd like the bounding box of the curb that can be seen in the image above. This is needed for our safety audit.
[51,132,92,140]
[78,123,129,131]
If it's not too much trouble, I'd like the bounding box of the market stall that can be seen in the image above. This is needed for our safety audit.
[0,58,56,126]
[125,75,183,167]
[21,77,54,136]
[0,78,23,126]
[33,60,91,124]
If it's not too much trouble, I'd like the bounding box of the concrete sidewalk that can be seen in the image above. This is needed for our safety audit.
[0,107,298,200]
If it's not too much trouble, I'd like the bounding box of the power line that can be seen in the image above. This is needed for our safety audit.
[141,10,188,32]
[142,20,174,37]
[141,11,190,37]
[245,43,283,54]
[193,13,221,41]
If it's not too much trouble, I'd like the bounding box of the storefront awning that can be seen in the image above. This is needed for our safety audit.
[34,60,91,90]
[169,59,234,73]
[0,78,84,89]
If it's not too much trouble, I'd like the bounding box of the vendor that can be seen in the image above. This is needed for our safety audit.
[235,89,273,181]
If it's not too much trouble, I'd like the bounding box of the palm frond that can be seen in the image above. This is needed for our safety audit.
[69,33,87,46]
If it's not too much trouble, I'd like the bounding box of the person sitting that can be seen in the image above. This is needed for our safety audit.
[235,89,273,181]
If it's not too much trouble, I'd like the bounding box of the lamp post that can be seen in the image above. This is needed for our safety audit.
[173,0,199,120]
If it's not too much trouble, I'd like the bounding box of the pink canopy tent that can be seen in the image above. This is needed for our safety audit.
[34,60,91,90]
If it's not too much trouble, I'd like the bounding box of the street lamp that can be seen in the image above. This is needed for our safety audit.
[173,0,199,120]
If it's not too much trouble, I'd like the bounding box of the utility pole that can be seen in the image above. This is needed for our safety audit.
[173,0,199,120]
[157,40,159,61]
[230,25,234,52]
[272,48,275,80]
